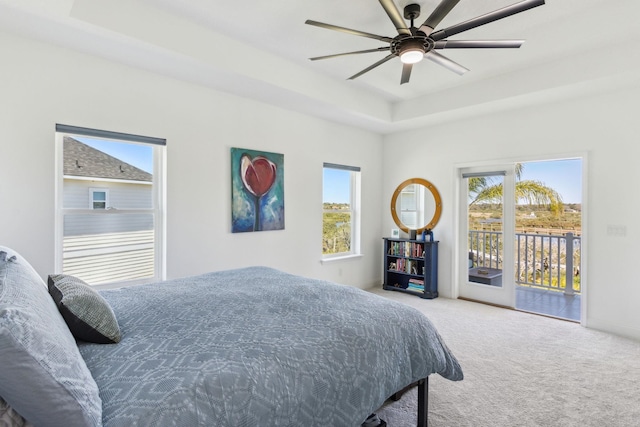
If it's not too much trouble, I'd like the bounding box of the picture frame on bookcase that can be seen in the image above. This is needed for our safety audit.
[391,228,400,238]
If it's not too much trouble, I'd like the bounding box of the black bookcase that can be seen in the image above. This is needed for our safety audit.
[383,238,438,299]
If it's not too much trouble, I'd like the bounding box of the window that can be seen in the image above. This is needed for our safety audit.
[399,183,419,229]
[90,188,109,210]
[55,124,165,286]
[322,163,361,258]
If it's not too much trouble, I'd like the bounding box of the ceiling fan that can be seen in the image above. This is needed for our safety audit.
[305,0,545,84]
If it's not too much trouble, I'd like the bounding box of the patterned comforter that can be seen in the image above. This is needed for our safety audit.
[79,267,463,426]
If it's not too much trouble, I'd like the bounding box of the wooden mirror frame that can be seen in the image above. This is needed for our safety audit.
[390,178,443,233]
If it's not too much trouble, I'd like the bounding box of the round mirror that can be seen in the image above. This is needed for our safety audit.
[390,178,442,233]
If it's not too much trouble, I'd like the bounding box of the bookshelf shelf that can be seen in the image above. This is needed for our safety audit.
[383,237,438,299]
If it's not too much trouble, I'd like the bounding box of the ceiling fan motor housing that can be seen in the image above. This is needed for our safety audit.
[392,3,434,58]
[391,34,434,57]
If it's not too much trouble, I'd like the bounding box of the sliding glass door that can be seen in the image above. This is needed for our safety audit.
[458,165,515,307]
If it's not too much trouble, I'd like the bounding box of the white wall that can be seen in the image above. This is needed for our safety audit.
[382,81,640,340]
[3,27,640,341]
[0,31,383,289]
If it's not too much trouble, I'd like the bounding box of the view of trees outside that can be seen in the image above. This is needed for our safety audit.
[468,160,582,293]
[323,168,352,255]
[323,203,351,255]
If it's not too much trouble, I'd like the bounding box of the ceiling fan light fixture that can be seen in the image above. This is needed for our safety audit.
[400,48,425,64]
[398,38,427,64]
[306,0,546,84]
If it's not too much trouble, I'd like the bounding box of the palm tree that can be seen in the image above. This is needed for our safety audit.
[469,163,563,215]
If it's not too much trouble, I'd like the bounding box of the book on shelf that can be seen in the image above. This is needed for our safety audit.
[407,277,424,291]
[387,240,427,259]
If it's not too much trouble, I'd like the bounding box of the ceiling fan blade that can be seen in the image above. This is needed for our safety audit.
[425,51,469,75]
[430,0,545,42]
[310,47,391,61]
[378,0,411,35]
[348,54,396,80]
[434,40,525,49]
[400,63,413,85]
[305,20,393,43]
[419,0,460,35]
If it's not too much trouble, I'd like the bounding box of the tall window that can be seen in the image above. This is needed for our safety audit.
[55,124,165,286]
[322,163,361,258]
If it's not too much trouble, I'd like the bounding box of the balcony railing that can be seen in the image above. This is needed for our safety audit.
[469,230,581,295]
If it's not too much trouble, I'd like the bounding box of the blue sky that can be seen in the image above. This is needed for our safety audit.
[323,168,350,204]
[322,158,583,205]
[520,159,582,203]
[76,137,153,173]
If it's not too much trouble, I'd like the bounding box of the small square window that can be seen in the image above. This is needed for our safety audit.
[90,189,108,210]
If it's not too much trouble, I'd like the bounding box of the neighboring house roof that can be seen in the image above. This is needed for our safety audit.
[64,136,152,182]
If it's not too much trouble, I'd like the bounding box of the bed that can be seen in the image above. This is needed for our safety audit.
[0,246,463,427]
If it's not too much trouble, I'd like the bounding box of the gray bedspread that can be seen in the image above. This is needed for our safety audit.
[78,267,462,427]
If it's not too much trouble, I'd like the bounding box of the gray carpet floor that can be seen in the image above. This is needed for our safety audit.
[370,289,640,427]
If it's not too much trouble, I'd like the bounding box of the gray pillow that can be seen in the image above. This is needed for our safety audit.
[48,274,121,344]
[0,246,102,427]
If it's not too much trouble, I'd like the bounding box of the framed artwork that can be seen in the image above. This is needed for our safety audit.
[231,147,284,233]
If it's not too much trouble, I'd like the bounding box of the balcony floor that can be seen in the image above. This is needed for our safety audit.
[516,286,581,322]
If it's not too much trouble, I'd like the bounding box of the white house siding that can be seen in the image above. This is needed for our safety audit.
[63,178,153,236]
[63,179,151,209]
[63,214,154,237]
[61,178,155,284]
[63,230,155,285]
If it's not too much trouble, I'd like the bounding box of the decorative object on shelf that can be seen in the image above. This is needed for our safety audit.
[391,228,400,238]
[390,178,442,234]
[231,147,284,233]
[422,229,435,242]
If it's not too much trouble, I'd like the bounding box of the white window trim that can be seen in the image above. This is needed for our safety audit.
[54,128,166,286]
[89,188,109,210]
[320,253,363,264]
[322,163,361,259]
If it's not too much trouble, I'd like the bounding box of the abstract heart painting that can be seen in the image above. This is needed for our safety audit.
[231,147,285,232]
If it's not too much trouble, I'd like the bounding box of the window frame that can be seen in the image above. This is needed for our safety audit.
[54,125,166,287]
[321,163,361,261]
[89,188,109,210]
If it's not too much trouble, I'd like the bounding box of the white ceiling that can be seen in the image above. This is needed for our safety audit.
[1,0,639,133]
